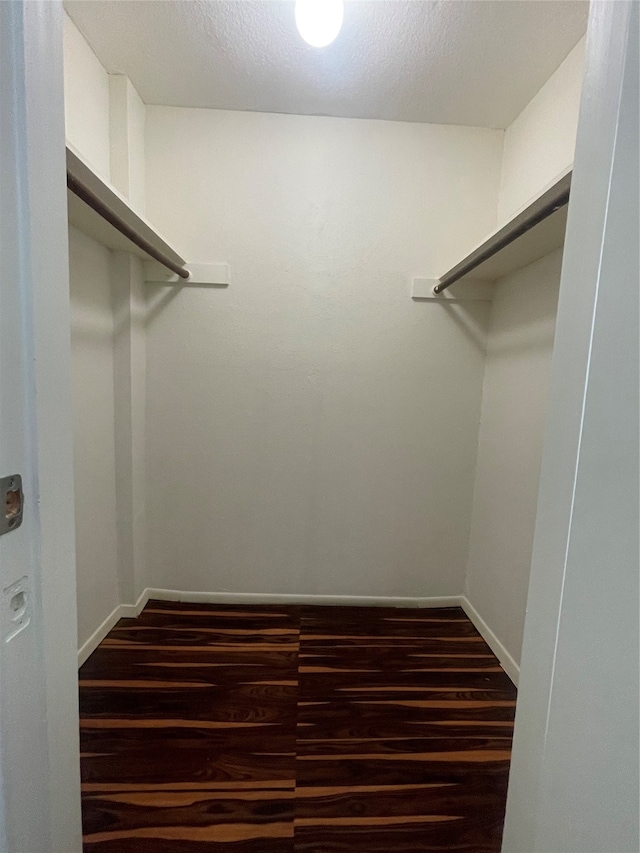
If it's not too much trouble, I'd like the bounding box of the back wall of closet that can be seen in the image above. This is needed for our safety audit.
[144,106,501,600]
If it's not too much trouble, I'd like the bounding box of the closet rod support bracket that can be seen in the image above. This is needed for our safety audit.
[144,262,231,287]
[411,278,441,298]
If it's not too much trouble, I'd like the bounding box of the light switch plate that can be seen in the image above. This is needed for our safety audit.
[3,576,31,642]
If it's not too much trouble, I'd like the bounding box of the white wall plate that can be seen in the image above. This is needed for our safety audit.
[2,576,31,643]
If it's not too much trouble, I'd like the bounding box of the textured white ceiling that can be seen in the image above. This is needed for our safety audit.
[64,0,588,129]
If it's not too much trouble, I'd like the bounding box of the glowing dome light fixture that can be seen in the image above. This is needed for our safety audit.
[295,0,344,47]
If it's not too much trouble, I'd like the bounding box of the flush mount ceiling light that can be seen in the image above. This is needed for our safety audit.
[295,0,344,47]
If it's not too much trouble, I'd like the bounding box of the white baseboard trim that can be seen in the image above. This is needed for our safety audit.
[78,587,519,687]
[78,588,461,666]
[78,588,150,667]
[144,588,463,609]
[461,595,520,686]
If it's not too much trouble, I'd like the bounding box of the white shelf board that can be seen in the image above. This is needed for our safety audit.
[66,143,186,268]
[438,167,572,287]
[462,205,568,282]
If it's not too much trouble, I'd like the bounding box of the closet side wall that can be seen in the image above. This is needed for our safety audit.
[64,25,149,647]
[464,249,562,668]
[144,107,502,599]
[69,226,120,647]
[63,11,111,181]
[498,36,585,221]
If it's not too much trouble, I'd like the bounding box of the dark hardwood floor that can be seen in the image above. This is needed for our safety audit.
[79,601,516,852]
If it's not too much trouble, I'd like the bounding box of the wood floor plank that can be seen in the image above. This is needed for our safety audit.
[292,604,515,852]
[79,600,516,852]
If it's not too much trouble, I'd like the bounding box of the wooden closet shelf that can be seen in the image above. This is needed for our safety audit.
[434,167,572,293]
[66,144,187,274]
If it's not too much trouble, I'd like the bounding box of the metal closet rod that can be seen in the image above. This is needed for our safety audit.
[66,172,190,280]
[433,187,571,294]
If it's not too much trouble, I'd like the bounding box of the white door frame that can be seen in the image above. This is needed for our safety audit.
[0,1,82,850]
[503,1,639,850]
[0,1,636,851]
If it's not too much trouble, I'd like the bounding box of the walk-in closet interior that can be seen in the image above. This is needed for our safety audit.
[62,1,590,849]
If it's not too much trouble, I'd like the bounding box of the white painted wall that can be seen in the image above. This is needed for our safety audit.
[109,74,146,212]
[464,249,561,667]
[144,107,502,597]
[63,10,111,181]
[68,226,120,647]
[63,12,147,212]
[63,22,149,644]
[460,35,585,672]
[498,36,585,221]
[112,252,148,603]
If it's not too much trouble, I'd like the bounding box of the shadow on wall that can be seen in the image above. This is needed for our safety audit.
[437,300,492,356]
[411,297,492,356]
[145,280,229,325]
